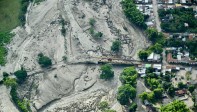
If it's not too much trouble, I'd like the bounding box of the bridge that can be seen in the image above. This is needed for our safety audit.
[92,56,142,66]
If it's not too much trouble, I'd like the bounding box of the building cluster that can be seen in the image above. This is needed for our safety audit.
[147,52,161,62]
[135,0,156,28]
[136,63,162,77]
[158,0,197,4]
[165,33,197,65]
[167,52,197,65]
[158,0,197,11]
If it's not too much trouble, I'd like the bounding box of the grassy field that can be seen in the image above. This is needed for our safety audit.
[0,0,21,32]
[0,0,22,65]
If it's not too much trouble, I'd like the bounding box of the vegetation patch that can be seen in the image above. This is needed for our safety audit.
[98,101,116,112]
[138,28,165,61]
[159,7,197,33]
[0,32,13,65]
[111,40,121,53]
[120,67,138,87]
[0,0,21,32]
[117,66,138,112]
[0,0,31,65]
[14,67,28,84]
[117,84,136,105]
[160,100,190,112]
[37,53,52,68]
[121,0,147,29]
[60,17,66,37]
[166,37,197,58]
[10,86,31,112]
[89,18,103,40]
[100,64,114,80]
[2,69,31,112]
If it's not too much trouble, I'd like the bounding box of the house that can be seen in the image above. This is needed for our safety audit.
[165,65,180,72]
[145,64,152,68]
[136,67,146,75]
[147,52,161,62]
[146,21,154,27]
[181,0,186,4]
[175,89,187,96]
[153,64,162,71]
[168,0,174,4]
[175,4,182,7]
[167,53,197,65]
[136,64,147,77]
[166,47,176,51]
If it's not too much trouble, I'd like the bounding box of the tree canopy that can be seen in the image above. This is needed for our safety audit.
[38,53,52,67]
[121,0,147,29]
[120,67,138,86]
[160,100,190,112]
[145,28,165,45]
[159,7,197,33]
[138,50,150,61]
[98,101,109,111]
[139,88,163,103]
[14,68,27,84]
[111,40,121,53]
[100,64,114,80]
[117,84,136,105]
[149,43,163,54]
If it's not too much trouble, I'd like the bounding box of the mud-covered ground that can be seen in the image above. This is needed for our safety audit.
[0,0,149,111]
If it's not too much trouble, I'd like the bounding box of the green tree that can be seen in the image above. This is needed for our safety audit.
[111,40,121,53]
[38,53,52,67]
[98,101,109,111]
[162,81,172,90]
[3,72,9,78]
[3,78,17,87]
[160,100,190,112]
[117,84,136,105]
[149,43,163,54]
[120,67,138,86]
[153,88,163,99]
[100,64,114,80]
[89,27,95,35]
[121,67,137,76]
[10,86,30,112]
[129,102,137,112]
[145,78,161,90]
[62,56,67,62]
[138,50,149,61]
[121,0,146,28]
[14,68,27,84]
[89,18,96,26]
[188,85,195,93]
[3,72,9,81]
[139,92,154,102]
[168,85,176,97]
[178,82,187,89]
[145,28,165,44]
[94,32,103,39]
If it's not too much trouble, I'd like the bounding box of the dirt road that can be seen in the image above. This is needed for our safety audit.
[152,0,161,32]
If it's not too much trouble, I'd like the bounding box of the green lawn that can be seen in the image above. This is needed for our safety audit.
[0,0,21,32]
[0,0,21,65]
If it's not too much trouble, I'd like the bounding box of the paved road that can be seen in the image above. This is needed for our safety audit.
[135,79,146,112]
[152,0,161,32]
